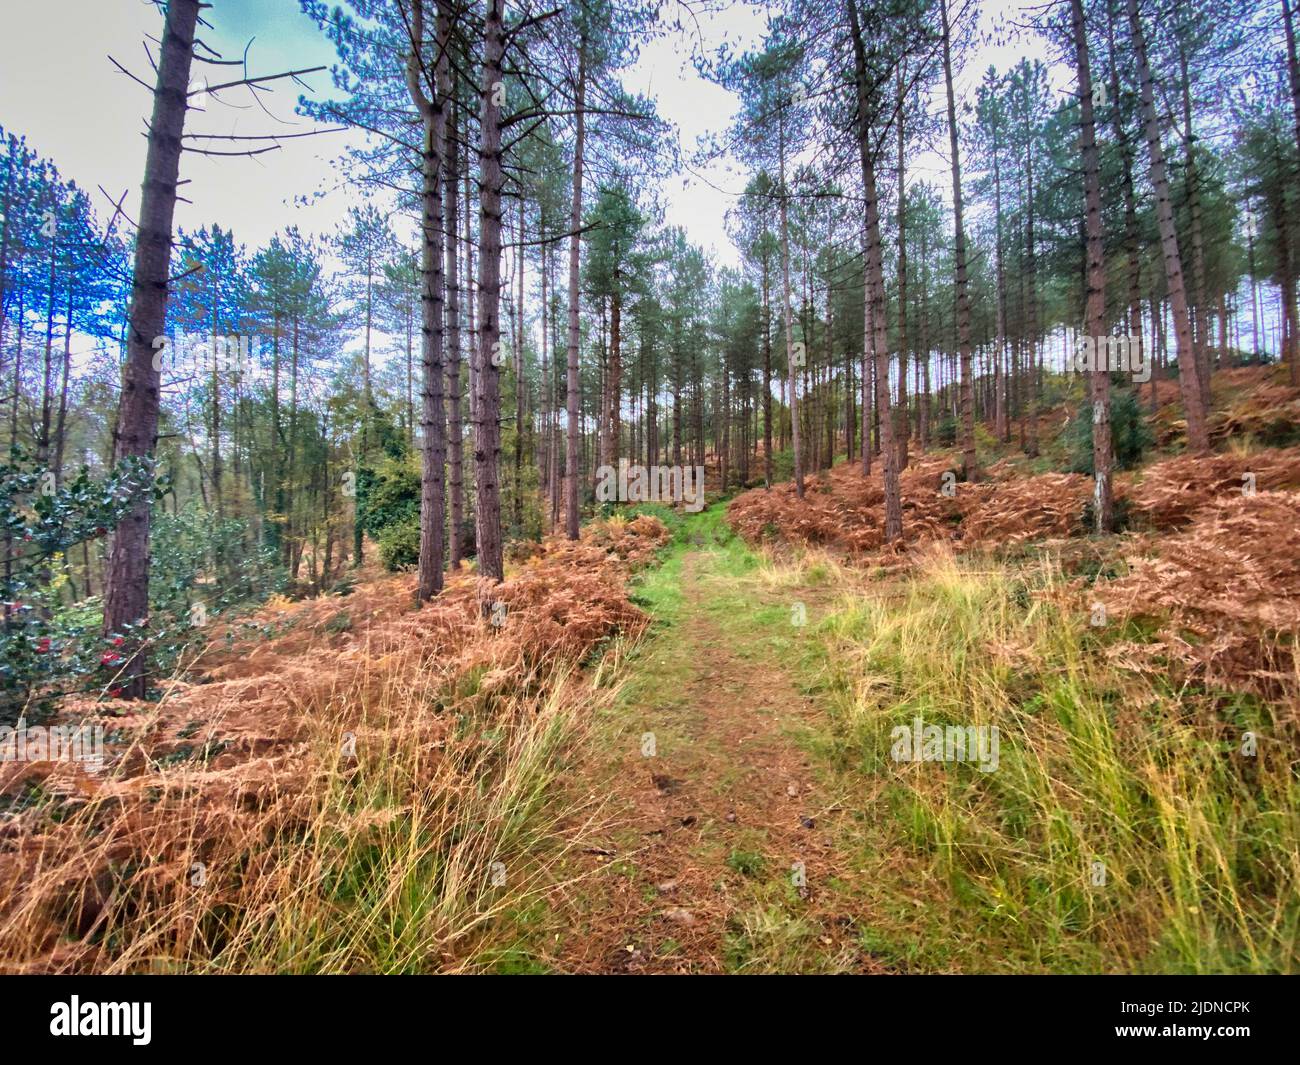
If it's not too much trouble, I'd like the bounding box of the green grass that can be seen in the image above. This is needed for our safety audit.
[589,492,1300,973]
[726,847,767,878]
[631,502,1299,973]
[790,547,1300,973]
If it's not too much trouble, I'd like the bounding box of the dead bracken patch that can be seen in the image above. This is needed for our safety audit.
[729,445,1300,559]
[1115,447,1300,530]
[1100,492,1300,696]
[0,515,669,974]
[726,454,966,555]
[726,371,1300,700]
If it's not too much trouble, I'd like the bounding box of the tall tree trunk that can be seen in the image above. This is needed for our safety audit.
[473,0,506,581]
[0,154,14,455]
[607,277,622,468]
[1073,0,1113,532]
[778,91,804,498]
[941,0,978,481]
[691,334,705,467]
[1178,42,1213,414]
[353,247,374,568]
[992,117,1009,443]
[539,213,551,527]
[513,194,525,534]
[405,0,448,601]
[861,249,872,476]
[720,357,730,490]
[550,243,563,524]
[565,38,587,539]
[103,0,201,697]
[405,290,415,448]
[895,67,910,471]
[53,282,74,483]
[445,95,464,567]
[285,315,300,570]
[1020,76,1040,458]
[1106,0,1144,382]
[1286,0,1300,160]
[844,342,854,462]
[0,152,19,609]
[1127,0,1209,451]
[268,305,284,556]
[10,291,23,452]
[1266,138,1300,384]
[464,123,477,543]
[846,0,900,539]
[762,253,773,488]
[1282,0,1300,384]
[209,270,223,525]
[918,235,931,450]
[38,201,58,467]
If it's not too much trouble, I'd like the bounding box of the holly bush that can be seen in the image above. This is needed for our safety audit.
[1,448,157,724]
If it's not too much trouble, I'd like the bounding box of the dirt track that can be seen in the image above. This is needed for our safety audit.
[553,543,881,974]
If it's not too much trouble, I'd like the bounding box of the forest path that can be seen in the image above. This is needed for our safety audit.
[549,508,884,974]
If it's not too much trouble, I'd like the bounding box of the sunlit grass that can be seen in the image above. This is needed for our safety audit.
[813,544,1299,973]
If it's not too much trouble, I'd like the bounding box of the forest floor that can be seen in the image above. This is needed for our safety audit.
[540,506,889,974]
[487,368,1300,975]
[3,369,1295,974]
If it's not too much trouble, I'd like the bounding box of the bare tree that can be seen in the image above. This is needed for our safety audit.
[102,0,202,698]
[403,0,449,601]
[1072,0,1113,531]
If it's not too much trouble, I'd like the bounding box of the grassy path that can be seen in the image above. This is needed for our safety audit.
[548,507,885,974]
[509,498,1297,975]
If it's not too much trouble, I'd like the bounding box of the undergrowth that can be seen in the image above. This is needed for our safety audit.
[788,545,1300,973]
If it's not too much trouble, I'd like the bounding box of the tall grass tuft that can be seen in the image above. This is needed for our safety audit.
[820,544,1299,973]
[0,648,609,973]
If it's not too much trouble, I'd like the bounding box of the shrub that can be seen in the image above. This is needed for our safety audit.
[0,450,156,723]
[151,504,286,619]
[377,519,421,570]
[360,455,421,572]
[1060,387,1154,475]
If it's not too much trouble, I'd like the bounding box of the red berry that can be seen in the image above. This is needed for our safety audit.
[100,651,121,666]
[108,688,123,698]
[112,637,124,647]
[35,637,50,653]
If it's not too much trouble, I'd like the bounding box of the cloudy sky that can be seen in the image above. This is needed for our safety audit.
[1,1,349,242]
[0,0,1060,269]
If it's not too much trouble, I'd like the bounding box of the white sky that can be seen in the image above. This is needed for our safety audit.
[622,2,769,266]
[0,0,356,247]
[0,0,1064,271]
